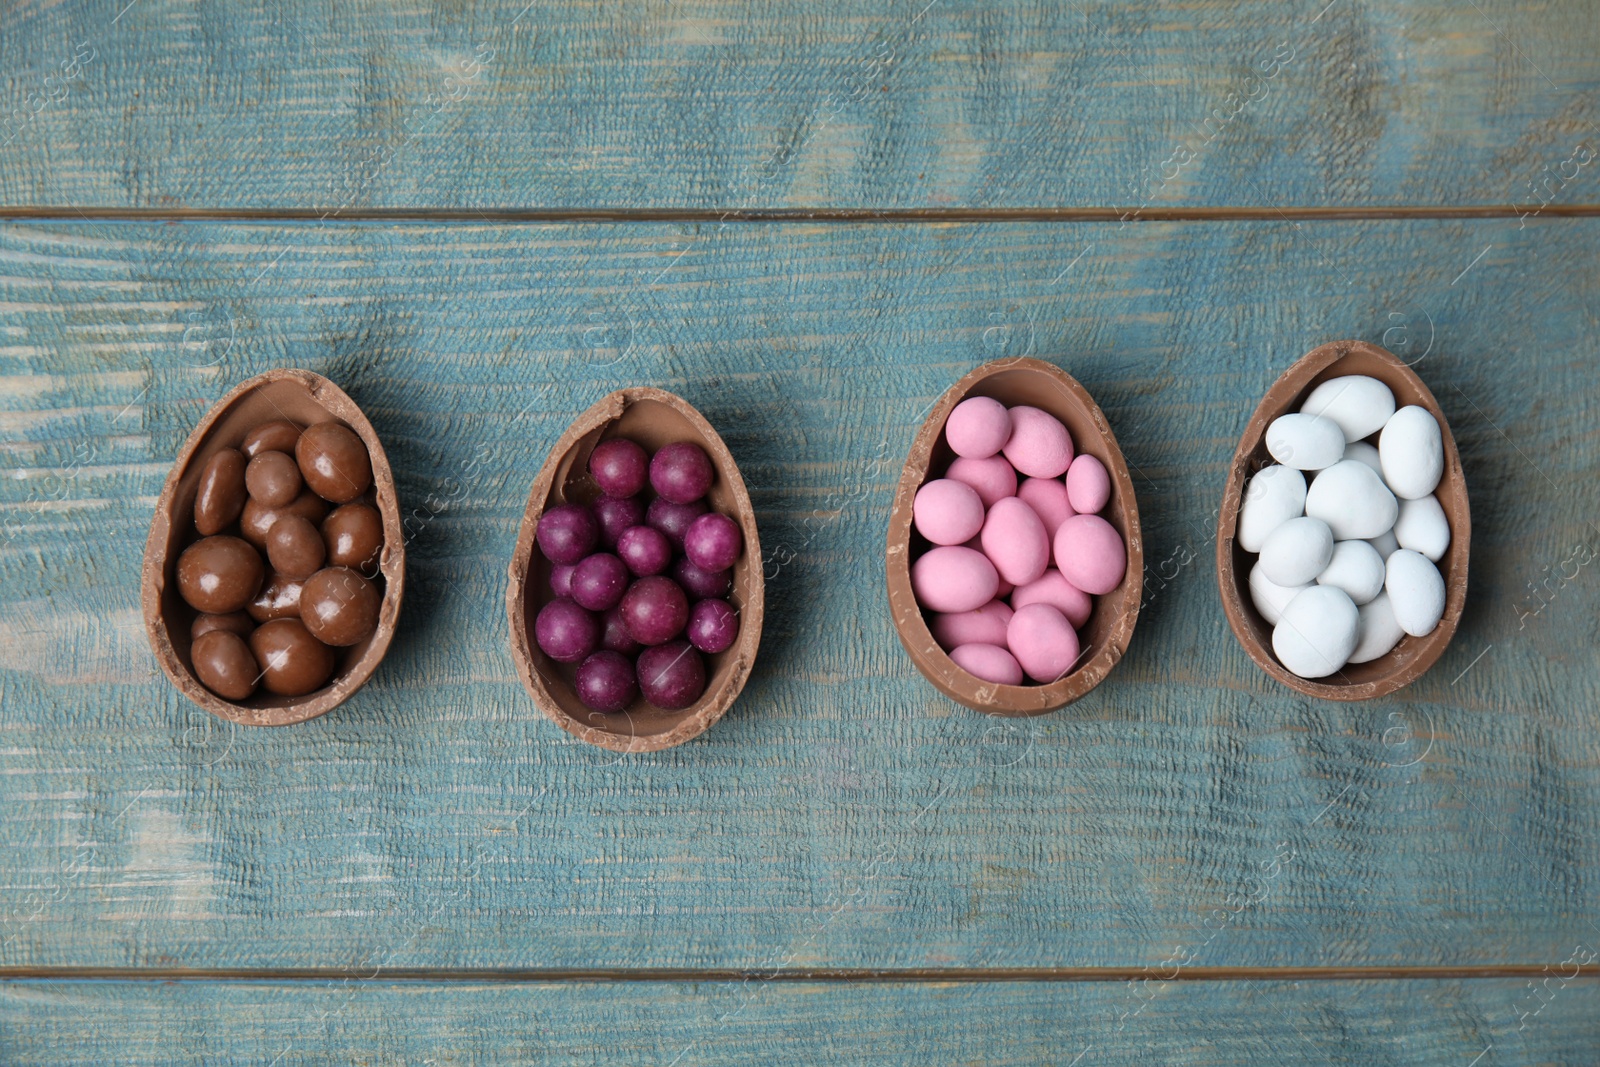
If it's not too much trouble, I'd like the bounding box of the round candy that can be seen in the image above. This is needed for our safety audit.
[535,597,601,663]
[1300,375,1396,443]
[672,556,732,600]
[1248,561,1309,626]
[295,422,372,504]
[1349,592,1405,664]
[266,514,326,580]
[536,503,599,565]
[617,524,674,577]
[322,503,383,573]
[1011,569,1092,628]
[241,490,328,551]
[979,496,1050,587]
[1315,539,1385,605]
[249,618,335,696]
[245,449,303,508]
[1384,549,1445,637]
[946,456,1017,509]
[687,598,740,654]
[928,599,1013,650]
[621,575,690,646]
[1265,413,1345,471]
[177,535,265,615]
[191,630,259,701]
[910,546,999,614]
[948,643,1024,686]
[1393,495,1450,562]
[684,512,743,572]
[637,641,707,710]
[549,563,577,598]
[575,650,639,713]
[192,611,254,640]
[1002,406,1073,479]
[593,494,645,550]
[589,438,650,498]
[1052,514,1126,596]
[650,441,714,504]
[247,572,304,623]
[300,567,382,646]
[1259,516,1334,587]
[1005,603,1081,683]
[944,397,1012,459]
[600,605,641,655]
[1272,585,1358,678]
[1016,477,1074,539]
[1065,454,1110,515]
[241,420,301,459]
[1379,405,1444,499]
[912,478,985,546]
[1342,440,1384,477]
[646,497,708,551]
[571,552,631,612]
[1236,464,1307,553]
[1304,460,1398,540]
[194,448,247,536]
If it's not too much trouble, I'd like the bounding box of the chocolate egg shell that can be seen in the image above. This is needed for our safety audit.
[886,357,1143,716]
[1216,339,1470,700]
[506,388,765,753]
[142,368,405,726]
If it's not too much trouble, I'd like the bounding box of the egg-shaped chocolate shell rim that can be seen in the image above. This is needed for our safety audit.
[506,388,765,753]
[142,368,406,726]
[887,357,1144,716]
[1215,339,1471,700]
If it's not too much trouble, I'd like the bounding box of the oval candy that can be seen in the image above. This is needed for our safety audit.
[911,545,1001,614]
[980,496,1051,586]
[1300,374,1396,443]
[1237,464,1307,553]
[1265,413,1345,471]
[1379,405,1444,499]
[1272,585,1359,679]
[1304,459,1398,540]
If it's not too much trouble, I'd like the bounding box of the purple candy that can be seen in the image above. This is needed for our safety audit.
[684,512,743,572]
[617,524,673,577]
[571,552,630,612]
[534,597,600,663]
[575,650,639,713]
[589,438,650,499]
[646,497,708,552]
[549,563,577,598]
[673,555,733,600]
[600,604,641,655]
[536,503,598,565]
[687,598,740,654]
[592,494,644,549]
[620,575,689,646]
[636,641,707,710]
[649,441,714,504]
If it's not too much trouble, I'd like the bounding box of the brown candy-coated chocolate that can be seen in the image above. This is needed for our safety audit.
[300,566,381,646]
[241,419,302,459]
[241,490,330,551]
[245,450,302,508]
[322,503,384,572]
[266,514,325,579]
[176,535,265,615]
[296,423,373,504]
[191,630,260,701]
[194,448,247,536]
[248,572,306,622]
[192,611,254,640]
[249,618,334,696]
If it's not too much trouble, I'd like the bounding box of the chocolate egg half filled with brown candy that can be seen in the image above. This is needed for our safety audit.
[142,368,405,726]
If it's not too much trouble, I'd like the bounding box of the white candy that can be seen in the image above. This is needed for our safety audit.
[1343,440,1383,478]
[1304,460,1398,539]
[1385,549,1446,637]
[1368,528,1399,558]
[1237,464,1307,553]
[1260,516,1334,586]
[1249,562,1309,625]
[1265,413,1345,471]
[1300,375,1396,443]
[1316,539,1385,605]
[1393,495,1450,562]
[1348,592,1405,663]
[1379,405,1444,499]
[1273,585,1359,678]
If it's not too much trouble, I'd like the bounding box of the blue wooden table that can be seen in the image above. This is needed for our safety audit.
[2,1,1598,1062]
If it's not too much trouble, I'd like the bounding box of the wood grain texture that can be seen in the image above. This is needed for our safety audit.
[3,0,1600,212]
[4,978,1597,1065]
[0,218,1597,975]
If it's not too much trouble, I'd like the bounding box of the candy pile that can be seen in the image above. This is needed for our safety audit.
[1239,375,1450,678]
[180,419,386,700]
[534,438,743,714]
[910,398,1127,686]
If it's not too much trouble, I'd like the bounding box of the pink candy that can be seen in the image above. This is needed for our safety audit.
[949,643,1024,685]
[980,497,1050,586]
[945,397,1012,459]
[1016,477,1074,539]
[1003,406,1074,478]
[929,599,1013,649]
[1065,454,1110,514]
[946,455,1017,509]
[911,545,999,613]
[1053,514,1126,595]
[1006,603,1080,683]
[1011,569,1092,628]
[913,478,985,546]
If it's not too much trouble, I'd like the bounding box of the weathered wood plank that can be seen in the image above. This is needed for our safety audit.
[4,977,1596,1065]
[0,218,1597,972]
[3,1,1600,211]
